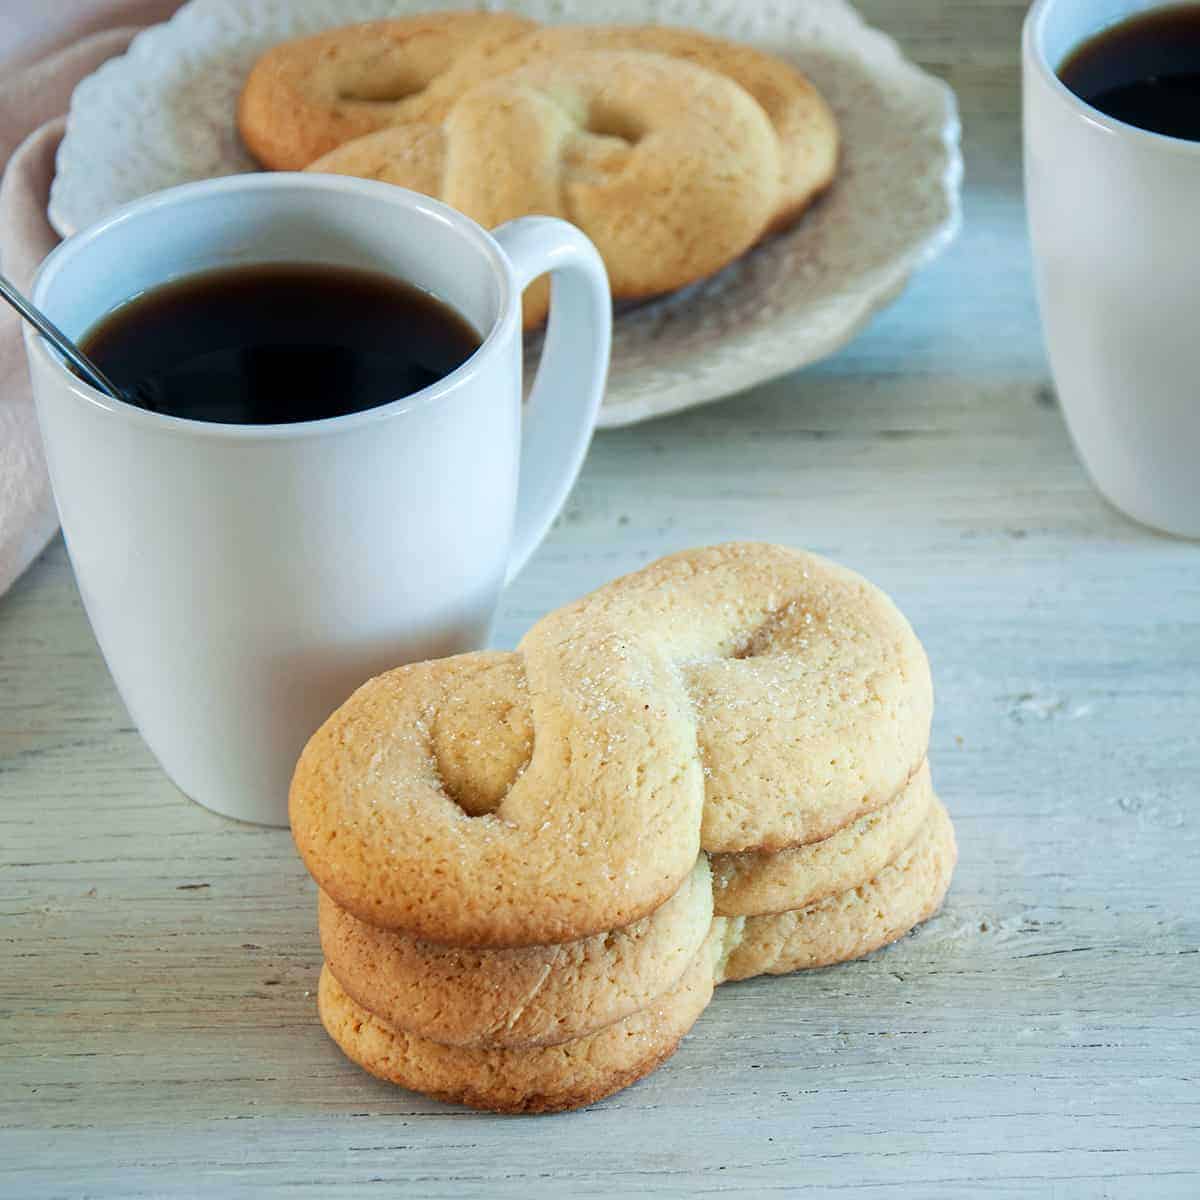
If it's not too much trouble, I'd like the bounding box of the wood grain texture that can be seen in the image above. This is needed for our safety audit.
[2,2,1198,1196]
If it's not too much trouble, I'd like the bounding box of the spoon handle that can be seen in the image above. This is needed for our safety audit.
[0,272,125,400]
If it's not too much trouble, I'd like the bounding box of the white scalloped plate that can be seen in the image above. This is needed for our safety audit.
[49,0,961,428]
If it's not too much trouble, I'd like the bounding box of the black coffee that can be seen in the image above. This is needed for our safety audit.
[1058,5,1200,141]
[79,263,481,424]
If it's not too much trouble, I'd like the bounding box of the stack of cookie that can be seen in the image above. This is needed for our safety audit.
[237,13,840,325]
[291,544,957,1112]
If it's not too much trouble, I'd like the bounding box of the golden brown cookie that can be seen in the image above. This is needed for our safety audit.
[320,858,713,1049]
[714,798,957,982]
[418,23,839,232]
[317,937,716,1114]
[290,544,932,948]
[710,761,935,917]
[307,50,781,327]
[237,13,536,170]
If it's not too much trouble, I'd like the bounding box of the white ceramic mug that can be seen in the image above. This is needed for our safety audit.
[1024,0,1200,538]
[25,174,611,825]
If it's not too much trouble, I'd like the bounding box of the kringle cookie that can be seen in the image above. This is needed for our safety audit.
[307,50,782,327]
[714,798,957,982]
[319,858,713,1049]
[317,936,717,1114]
[237,12,537,170]
[289,544,932,949]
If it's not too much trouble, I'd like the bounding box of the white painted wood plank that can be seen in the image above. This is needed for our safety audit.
[2,2,1198,1195]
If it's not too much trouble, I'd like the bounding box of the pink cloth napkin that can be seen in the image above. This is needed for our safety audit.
[0,1,182,598]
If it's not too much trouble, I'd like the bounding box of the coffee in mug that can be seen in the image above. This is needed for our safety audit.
[80,263,482,425]
[1057,4,1200,142]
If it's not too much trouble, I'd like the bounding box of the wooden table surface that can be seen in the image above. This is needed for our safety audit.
[3,3,1198,1196]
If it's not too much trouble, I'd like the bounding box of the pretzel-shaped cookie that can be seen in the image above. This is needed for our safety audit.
[237,12,536,170]
[290,544,932,949]
[306,51,782,327]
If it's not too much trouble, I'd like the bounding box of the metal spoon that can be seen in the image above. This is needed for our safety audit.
[0,271,128,401]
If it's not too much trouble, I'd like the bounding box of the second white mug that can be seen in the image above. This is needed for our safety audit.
[25,173,612,825]
[1024,0,1200,538]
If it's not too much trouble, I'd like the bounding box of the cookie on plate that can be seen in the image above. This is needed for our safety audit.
[308,50,782,327]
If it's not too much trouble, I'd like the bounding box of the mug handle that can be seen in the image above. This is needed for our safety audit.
[491,217,611,584]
